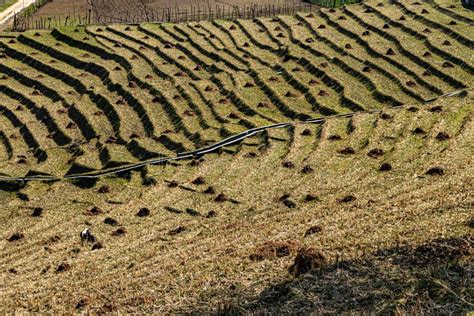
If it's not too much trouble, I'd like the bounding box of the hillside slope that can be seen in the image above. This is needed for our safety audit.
[0,0,473,313]
[0,91,473,313]
[0,0,473,180]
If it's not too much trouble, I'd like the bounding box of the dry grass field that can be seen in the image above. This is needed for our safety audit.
[0,0,473,313]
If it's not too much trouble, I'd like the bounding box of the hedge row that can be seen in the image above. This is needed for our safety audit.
[0,130,13,160]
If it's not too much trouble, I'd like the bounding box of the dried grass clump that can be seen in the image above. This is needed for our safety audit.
[412,127,426,135]
[214,193,228,202]
[136,208,151,217]
[8,233,24,242]
[288,247,327,276]
[328,134,342,141]
[104,217,118,226]
[442,62,454,68]
[379,162,392,172]
[169,226,186,236]
[98,185,110,193]
[338,147,355,155]
[244,82,255,88]
[425,167,444,176]
[31,207,43,217]
[301,165,314,174]
[338,195,356,203]
[304,194,319,202]
[368,148,384,158]
[84,206,102,216]
[192,177,206,185]
[304,225,323,237]
[112,227,127,236]
[282,161,294,168]
[428,106,443,113]
[249,240,299,261]
[435,132,449,141]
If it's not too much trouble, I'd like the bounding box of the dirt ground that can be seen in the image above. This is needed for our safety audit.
[33,0,91,16]
[32,0,303,18]
[17,0,305,28]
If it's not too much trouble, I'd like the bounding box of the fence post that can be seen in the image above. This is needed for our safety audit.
[9,0,367,29]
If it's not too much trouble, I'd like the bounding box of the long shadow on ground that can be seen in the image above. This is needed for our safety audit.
[204,235,473,314]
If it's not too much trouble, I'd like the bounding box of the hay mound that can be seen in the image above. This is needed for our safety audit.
[288,247,327,277]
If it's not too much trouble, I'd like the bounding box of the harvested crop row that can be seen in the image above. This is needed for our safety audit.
[0,90,472,313]
[0,1,472,179]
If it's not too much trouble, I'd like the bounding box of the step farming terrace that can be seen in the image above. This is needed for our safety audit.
[0,0,473,313]
[0,0,472,180]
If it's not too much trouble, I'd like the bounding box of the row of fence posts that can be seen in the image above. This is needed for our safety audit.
[94,3,315,25]
[14,10,93,30]
[12,2,318,31]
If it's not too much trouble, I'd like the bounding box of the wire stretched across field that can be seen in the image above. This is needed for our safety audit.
[0,88,467,183]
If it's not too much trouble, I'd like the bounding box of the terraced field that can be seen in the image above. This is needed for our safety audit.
[0,0,473,313]
[0,0,472,182]
[1,91,473,312]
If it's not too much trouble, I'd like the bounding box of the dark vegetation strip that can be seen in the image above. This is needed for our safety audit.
[187,24,226,49]
[278,17,403,108]
[336,9,447,94]
[93,29,209,148]
[0,88,468,182]
[295,14,426,104]
[364,4,474,75]
[424,0,474,24]
[63,32,196,152]
[125,140,168,161]
[91,33,199,143]
[221,20,341,115]
[0,85,71,146]
[188,82,230,124]
[167,24,246,72]
[253,19,368,112]
[51,29,156,138]
[88,29,172,80]
[134,25,200,80]
[89,32,206,152]
[158,23,276,126]
[90,33,209,133]
[105,27,265,141]
[133,25,275,124]
[0,130,14,160]
[3,39,123,142]
[212,21,315,119]
[93,30,218,130]
[392,1,474,48]
[0,105,47,162]
[175,24,242,87]
[0,60,97,140]
[343,6,468,89]
[312,12,443,96]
